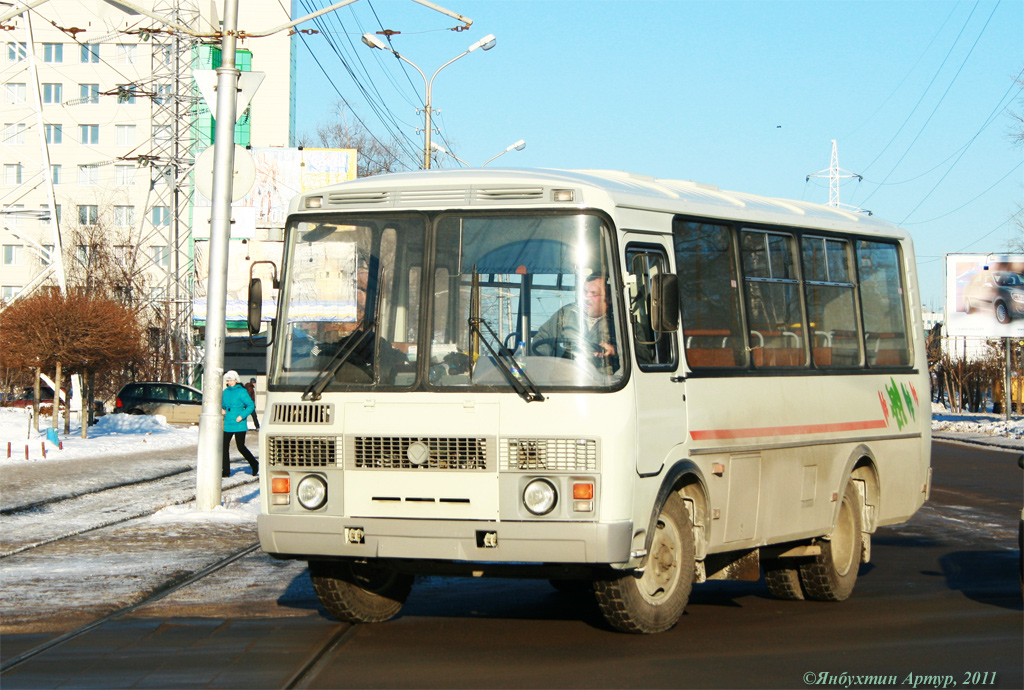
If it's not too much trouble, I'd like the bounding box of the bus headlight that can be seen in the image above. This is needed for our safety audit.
[523,478,557,516]
[296,475,328,510]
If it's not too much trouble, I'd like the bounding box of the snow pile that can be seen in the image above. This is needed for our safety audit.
[931,402,1024,439]
[149,489,261,525]
[0,407,199,464]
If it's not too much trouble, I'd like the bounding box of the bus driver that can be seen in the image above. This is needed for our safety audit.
[533,273,618,374]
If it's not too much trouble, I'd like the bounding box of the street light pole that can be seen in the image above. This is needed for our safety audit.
[361,33,496,170]
[482,139,526,167]
[195,0,241,510]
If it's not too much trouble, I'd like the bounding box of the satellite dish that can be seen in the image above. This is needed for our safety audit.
[194,145,256,202]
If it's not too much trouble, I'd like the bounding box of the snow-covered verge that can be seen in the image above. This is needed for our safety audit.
[931,402,1024,442]
[0,407,200,465]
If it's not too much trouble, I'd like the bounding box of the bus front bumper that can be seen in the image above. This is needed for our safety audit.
[258,514,634,565]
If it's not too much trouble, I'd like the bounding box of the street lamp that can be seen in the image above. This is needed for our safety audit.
[430,141,469,167]
[482,139,526,167]
[361,32,496,169]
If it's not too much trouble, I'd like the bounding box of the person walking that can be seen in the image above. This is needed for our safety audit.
[222,370,258,477]
[244,377,260,430]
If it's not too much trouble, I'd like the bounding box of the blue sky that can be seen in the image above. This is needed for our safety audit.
[287,0,1023,310]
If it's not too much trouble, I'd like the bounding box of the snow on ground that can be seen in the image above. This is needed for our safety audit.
[0,407,200,464]
[931,402,1024,441]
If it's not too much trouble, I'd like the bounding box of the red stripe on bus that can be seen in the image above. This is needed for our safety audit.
[690,418,889,441]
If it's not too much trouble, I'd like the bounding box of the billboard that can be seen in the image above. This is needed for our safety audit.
[944,253,1024,337]
[192,147,357,324]
[193,146,357,229]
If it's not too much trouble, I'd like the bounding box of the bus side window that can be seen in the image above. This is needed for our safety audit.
[626,246,676,370]
[740,230,806,368]
[673,219,746,368]
[857,240,911,367]
[802,236,861,367]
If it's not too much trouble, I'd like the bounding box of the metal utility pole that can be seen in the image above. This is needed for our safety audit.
[806,140,864,210]
[195,0,242,511]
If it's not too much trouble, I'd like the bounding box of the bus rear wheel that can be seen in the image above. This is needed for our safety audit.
[762,558,805,600]
[594,492,694,633]
[309,559,413,624]
[799,480,862,601]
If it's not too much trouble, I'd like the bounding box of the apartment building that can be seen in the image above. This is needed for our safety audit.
[1,0,292,307]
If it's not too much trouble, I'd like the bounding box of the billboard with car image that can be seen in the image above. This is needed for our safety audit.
[945,253,1024,337]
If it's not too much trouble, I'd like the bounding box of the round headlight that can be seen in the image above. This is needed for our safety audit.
[296,475,327,510]
[523,478,557,516]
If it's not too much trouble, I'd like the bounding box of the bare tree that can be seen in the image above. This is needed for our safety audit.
[300,103,414,177]
[0,289,147,437]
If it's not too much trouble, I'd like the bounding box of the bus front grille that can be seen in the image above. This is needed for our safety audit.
[352,436,488,470]
[268,436,339,467]
[271,403,333,424]
[501,438,598,471]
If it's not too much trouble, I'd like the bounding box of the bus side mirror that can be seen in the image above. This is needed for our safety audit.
[650,273,679,333]
[247,261,278,345]
[247,278,263,336]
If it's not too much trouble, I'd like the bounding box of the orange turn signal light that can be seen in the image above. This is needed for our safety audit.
[573,482,594,500]
[271,477,291,494]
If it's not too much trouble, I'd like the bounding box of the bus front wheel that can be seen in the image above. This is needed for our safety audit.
[799,480,862,601]
[594,492,694,633]
[309,559,413,624]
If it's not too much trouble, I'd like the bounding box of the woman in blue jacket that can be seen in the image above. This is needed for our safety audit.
[222,370,257,477]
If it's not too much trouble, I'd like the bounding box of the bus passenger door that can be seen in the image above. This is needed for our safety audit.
[625,240,685,476]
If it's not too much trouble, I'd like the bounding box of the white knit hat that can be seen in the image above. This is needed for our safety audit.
[224,370,239,381]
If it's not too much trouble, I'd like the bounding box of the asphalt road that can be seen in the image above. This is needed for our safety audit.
[2,440,1021,689]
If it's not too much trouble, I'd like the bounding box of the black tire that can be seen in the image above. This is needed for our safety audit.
[996,301,1011,324]
[763,558,805,600]
[309,560,413,623]
[127,409,145,416]
[594,492,694,633]
[799,480,862,601]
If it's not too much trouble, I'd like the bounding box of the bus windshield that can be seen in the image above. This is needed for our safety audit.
[271,212,623,392]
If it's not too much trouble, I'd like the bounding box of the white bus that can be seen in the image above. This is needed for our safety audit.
[251,168,931,633]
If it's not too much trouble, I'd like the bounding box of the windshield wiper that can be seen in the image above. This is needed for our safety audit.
[303,263,384,401]
[468,316,544,403]
[302,326,375,401]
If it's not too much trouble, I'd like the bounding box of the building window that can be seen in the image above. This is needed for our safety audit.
[78,165,99,186]
[2,286,20,302]
[50,164,61,184]
[3,163,23,185]
[41,245,54,265]
[42,82,62,104]
[113,206,135,227]
[156,45,172,66]
[8,204,24,225]
[113,245,132,263]
[3,123,26,145]
[79,124,99,145]
[115,124,136,146]
[79,83,99,104]
[154,83,172,105]
[4,82,26,104]
[76,245,91,264]
[78,205,99,226]
[115,165,135,186]
[44,123,62,144]
[80,44,99,63]
[3,244,23,265]
[115,44,136,65]
[43,43,63,63]
[152,245,171,267]
[7,42,27,62]
[152,206,171,226]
